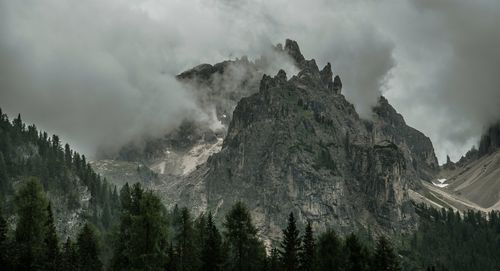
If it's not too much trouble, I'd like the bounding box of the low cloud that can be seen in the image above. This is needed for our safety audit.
[0,0,498,163]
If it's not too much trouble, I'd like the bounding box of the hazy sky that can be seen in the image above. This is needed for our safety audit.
[0,0,499,163]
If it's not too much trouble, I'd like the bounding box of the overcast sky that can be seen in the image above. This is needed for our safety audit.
[0,0,499,163]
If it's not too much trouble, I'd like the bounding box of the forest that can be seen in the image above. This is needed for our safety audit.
[1,108,500,271]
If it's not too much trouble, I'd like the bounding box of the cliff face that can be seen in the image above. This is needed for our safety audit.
[163,40,439,241]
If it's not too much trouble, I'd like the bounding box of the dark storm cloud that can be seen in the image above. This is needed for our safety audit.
[381,0,500,162]
[0,0,498,163]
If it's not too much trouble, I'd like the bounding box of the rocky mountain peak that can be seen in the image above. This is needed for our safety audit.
[333,75,342,93]
[320,62,333,85]
[284,39,306,67]
[154,39,439,242]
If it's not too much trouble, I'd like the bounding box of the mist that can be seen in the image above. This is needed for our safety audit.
[0,0,499,163]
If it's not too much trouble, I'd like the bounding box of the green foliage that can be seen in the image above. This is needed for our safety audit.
[201,212,224,271]
[14,177,50,270]
[343,234,369,271]
[77,223,102,271]
[372,236,400,271]
[111,183,169,271]
[60,238,78,271]
[280,212,301,271]
[299,221,315,271]
[43,202,60,271]
[0,204,8,269]
[173,207,198,271]
[316,229,343,271]
[401,204,500,271]
[223,202,266,271]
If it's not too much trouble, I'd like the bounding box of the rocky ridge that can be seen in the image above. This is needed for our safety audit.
[158,39,439,242]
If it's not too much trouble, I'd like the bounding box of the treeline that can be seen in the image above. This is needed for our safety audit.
[0,180,402,271]
[0,108,119,229]
[0,178,102,270]
[401,204,500,271]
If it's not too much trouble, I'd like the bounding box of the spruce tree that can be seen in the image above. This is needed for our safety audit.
[201,212,224,271]
[0,152,11,196]
[111,183,168,271]
[0,204,9,269]
[14,177,49,270]
[280,212,301,271]
[299,221,315,271]
[372,236,400,271]
[316,229,342,271]
[44,202,60,271]
[344,233,369,271]
[223,202,266,271]
[176,207,197,271]
[77,223,102,271]
[269,248,283,271]
[60,238,78,271]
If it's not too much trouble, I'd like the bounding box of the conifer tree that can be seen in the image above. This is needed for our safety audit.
[201,212,224,271]
[176,207,197,271]
[269,248,283,271]
[44,202,60,271]
[0,152,11,196]
[77,223,102,271]
[60,238,78,271]
[344,233,369,271]
[14,177,49,270]
[111,183,168,271]
[223,202,266,271]
[281,212,301,271]
[372,236,400,271]
[316,229,342,271]
[299,221,315,271]
[0,204,9,269]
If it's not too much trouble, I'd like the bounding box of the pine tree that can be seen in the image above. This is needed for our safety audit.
[119,183,131,210]
[0,152,11,196]
[176,207,197,271]
[201,212,224,271]
[64,143,72,168]
[60,238,78,271]
[111,183,168,271]
[77,223,102,271]
[344,233,369,271]
[269,248,283,271]
[0,204,9,269]
[316,229,342,271]
[44,202,60,271]
[14,177,49,270]
[372,236,400,271]
[166,242,178,271]
[223,202,266,271]
[299,221,315,271]
[281,212,301,271]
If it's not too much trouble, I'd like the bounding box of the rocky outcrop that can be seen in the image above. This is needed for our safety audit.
[479,122,500,156]
[164,40,439,242]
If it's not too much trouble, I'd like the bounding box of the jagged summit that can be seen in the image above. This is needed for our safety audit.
[156,39,439,242]
[284,39,306,67]
[280,39,342,94]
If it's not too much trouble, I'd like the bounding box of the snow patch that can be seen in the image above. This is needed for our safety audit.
[432,178,449,188]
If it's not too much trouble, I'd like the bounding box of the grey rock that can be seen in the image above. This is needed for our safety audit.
[163,40,439,243]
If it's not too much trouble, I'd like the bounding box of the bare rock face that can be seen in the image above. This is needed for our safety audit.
[163,40,439,242]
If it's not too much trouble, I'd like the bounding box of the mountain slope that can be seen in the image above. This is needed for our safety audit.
[420,122,500,212]
[0,109,119,239]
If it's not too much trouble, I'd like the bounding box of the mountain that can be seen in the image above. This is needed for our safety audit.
[0,110,119,239]
[150,39,439,242]
[418,122,500,212]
